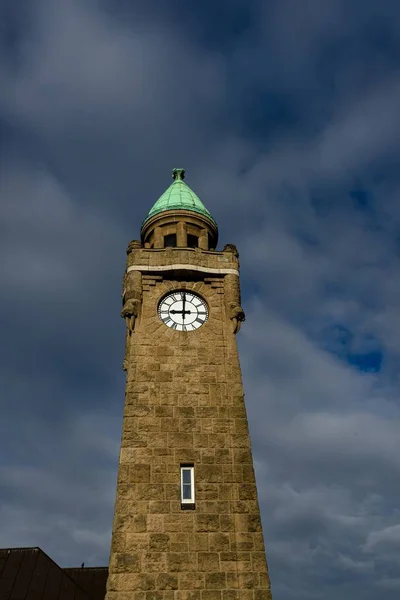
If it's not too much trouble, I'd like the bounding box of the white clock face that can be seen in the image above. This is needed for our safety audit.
[158,291,208,331]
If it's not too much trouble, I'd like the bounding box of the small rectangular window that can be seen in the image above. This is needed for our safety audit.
[180,465,195,505]
[187,234,198,249]
[164,234,177,248]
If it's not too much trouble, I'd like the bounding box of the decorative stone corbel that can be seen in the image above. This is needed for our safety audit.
[224,272,245,334]
[121,270,143,371]
[228,302,246,334]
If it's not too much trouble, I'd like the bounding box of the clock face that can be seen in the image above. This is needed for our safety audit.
[158,291,208,331]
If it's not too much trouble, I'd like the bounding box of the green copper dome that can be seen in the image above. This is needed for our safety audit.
[142,168,217,226]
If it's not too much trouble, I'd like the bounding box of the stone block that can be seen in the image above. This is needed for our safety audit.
[251,553,268,572]
[247,514,262,532]
[193,434,209,448]
[234,419,249,434]
[147,514,164,532]
[170,532,189,552]
[232,448,252,464]
[149,533,170,551]
[164,514,183,532]
[214,449,232,464]
[133,484,166,501]
[131,514,147,533]
[196,514,220,532]
[180,572,205,589]
[142,552,168,572]
[235,573,259,589]
[188,533,208,552]
[258,573,270,589]
[168,552,197,572]
[238,486,257,501]
[212,419,233,434]
[155,406,174,417]
[198,501,229,515]
[209,533,230,552]
[197,483,219,500]
[208,434,227,449]
[230,533,254,551]
[175,406,195,418]
[157,573,179,590]
[149,501,171,514]
[168,432,193,447]
[201,591,222,600]
[196,465,223,483]
[195,407,215,418]
[161,418,179,432]
[126,533,148,551]
[253,533,266,552]
[147,433,169,448]
[205,573,227,589]
[198,552,220,572]
[111,532,126,553]
[109,553,141,573]
[180,418,201,433]
[176,592,201,600]
[219,515,235,532]
[223,592,253,600]
[254,591,272,600]
[129,464,151,483]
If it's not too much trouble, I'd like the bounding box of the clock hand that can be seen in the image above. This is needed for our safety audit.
[182,292,186,322]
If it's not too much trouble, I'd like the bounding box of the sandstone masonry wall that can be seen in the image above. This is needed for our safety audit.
[106,246,272,600]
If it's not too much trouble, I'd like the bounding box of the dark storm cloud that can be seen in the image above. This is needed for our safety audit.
[1,0,400,598]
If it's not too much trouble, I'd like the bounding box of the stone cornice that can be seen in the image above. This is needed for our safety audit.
[127,264,239,276]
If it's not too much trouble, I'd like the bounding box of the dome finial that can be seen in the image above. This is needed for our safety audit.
[172,168,185,181]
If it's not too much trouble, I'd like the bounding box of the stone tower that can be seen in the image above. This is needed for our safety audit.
[106,169,272,600]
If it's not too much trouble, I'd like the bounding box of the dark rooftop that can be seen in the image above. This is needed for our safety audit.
[0,547,108,600]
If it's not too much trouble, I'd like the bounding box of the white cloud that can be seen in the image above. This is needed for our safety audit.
[365,524,400,551]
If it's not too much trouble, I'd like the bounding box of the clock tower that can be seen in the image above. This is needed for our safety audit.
[106,169,272,600]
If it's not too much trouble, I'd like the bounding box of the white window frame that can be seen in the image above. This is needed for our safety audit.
[180,465,195,504]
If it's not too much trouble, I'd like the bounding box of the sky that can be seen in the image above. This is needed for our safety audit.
[1,0,400,598]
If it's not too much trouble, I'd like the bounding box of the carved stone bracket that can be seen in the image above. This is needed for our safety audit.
[121,270,143,371]
[224,272,245,334]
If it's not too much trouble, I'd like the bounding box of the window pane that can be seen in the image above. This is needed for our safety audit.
[182,469,192,484]
[182,484,192,500]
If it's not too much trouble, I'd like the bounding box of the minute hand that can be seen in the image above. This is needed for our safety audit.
[182,294,186,322]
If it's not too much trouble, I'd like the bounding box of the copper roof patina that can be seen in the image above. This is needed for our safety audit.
[142,168,217,227]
